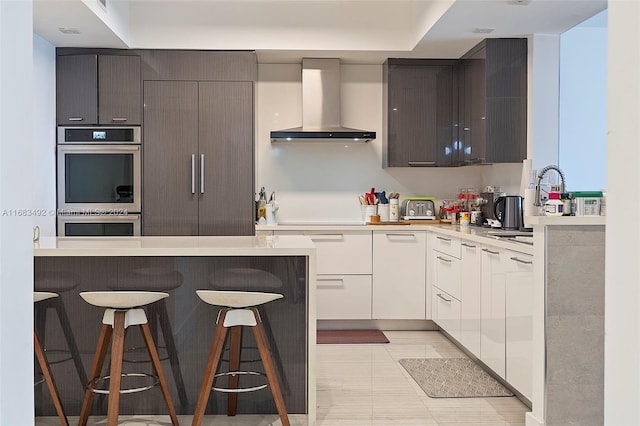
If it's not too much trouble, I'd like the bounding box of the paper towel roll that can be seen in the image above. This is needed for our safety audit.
[523,187,539,227]
[520,158,533,197]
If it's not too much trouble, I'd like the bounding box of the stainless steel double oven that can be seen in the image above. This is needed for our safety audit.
[57,126,142,236]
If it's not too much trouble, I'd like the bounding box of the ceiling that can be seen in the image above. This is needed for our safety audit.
[33,0,607,64]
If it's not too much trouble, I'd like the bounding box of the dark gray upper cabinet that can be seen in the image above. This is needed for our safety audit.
[460,38,527,164]
[143,80,254,237]
[56,54,141,125]
[383,59,458,168]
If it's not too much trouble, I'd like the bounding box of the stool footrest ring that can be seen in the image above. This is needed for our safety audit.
[87,372,159,395]
[212,370,268,393]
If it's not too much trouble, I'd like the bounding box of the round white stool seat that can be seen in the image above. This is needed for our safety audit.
[34,291,59,303]
[79,291,168,309]
[196,290,283,308]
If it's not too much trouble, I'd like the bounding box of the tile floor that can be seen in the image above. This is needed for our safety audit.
[36,330,529,425]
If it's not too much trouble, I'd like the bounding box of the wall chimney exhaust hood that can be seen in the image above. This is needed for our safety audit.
[270,58,376,142]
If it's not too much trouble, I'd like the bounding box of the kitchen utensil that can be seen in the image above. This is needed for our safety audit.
[493,195,524,230]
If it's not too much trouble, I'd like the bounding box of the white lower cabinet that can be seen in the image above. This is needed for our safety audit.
[480,245,506,379]
[460,241,481,358]
[432,286,461,340]
[275,230,372,319]
[505,250,534,400]
[316,275,372,320]
[373,231,426,319]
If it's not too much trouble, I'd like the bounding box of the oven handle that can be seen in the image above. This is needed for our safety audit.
[191,154,196,194]
[57,145,140,153]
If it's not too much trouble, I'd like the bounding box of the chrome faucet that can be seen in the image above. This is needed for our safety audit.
[533,165,566,206]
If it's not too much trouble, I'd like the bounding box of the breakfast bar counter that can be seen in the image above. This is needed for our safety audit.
[33,235,316,423]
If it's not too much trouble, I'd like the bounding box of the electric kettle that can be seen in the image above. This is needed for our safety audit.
[493,196,524,230]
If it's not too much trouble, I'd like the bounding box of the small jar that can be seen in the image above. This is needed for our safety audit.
[545,192,564,216]
[389,199,399,222]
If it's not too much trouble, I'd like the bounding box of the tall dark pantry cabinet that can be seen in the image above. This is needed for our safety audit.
[141,51,256,236]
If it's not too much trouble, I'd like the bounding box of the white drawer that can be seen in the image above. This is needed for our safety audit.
[316,275,372,320]
[432,286,461,340]
[275,230,372,274]
[433,251,461,300]
[433,234,461,258]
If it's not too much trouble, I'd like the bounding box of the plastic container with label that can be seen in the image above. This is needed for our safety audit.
[544,192,564,216]
[572,191,603,216]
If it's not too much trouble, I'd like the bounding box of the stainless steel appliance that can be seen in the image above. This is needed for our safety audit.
[402,198,437,220]
[493,195,524,230]
[57,126,141,213]
[57,214,141,236]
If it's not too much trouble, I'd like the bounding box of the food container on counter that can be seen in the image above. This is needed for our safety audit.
[571,191,603,216]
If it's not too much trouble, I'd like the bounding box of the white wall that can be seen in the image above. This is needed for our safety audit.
[0,0,35,423]
[32,34,57,237]
[605,1,640,424]
[256,63,520,224]
[558,11,607,192]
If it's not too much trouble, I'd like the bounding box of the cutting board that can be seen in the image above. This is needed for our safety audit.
[368,220,441,225]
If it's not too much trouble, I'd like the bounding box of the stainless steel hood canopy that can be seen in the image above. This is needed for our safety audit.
[270,58,376,142]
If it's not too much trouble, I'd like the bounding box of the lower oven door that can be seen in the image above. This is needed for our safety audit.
[57,214,141,236]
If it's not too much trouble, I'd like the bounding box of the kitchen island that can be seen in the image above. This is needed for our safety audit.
[33,235,316,423]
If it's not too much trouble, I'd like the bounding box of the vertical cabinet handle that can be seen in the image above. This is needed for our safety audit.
[191,154,196,194]
[200,154,205,194]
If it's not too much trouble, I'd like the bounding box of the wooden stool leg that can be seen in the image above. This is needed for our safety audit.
[192,310,229,426]
[79,324,113,426]
[251,310,290,426]
[140,322,180,426]
[34,331,69,426]
[106,311,126,426]
[227,325,243,416]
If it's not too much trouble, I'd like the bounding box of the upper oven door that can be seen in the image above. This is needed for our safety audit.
[57,144,141,213]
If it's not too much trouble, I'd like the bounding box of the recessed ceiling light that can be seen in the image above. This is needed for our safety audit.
[507,0,532,5]
[472,28,495,34]
[58,28,81,35]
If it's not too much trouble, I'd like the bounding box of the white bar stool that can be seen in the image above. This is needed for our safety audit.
[78,291,179,426]
[34,292,69,426]
[192,290,290,426]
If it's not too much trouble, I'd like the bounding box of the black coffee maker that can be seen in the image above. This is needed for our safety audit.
[493,195,524,230]
[478,192,504,225]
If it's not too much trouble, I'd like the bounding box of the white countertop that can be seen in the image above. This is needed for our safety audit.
[257,222,535,254]
[34,235,316,257]
[526,215,606,226]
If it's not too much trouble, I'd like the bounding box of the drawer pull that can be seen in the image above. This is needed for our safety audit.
[436,256,452,263]
[436,236,452,242]
[317,278,344,288]
[482,248,499,255]
[386,233,415,239]
[308,234,344,241]
[461,243,476,248]
[436,293,452,303]
[407,161,436,167]
[510,256,533,265]
[68,117,83,121]
[111,117,128,122]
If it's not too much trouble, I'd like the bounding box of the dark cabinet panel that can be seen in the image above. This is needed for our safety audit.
[383,59,458,167]
[140,50,257,81]
[56,54,142,125]
[98,55,141,124]
[198,82,254,236]
[56,54,98,125]
[143,81,254,236]
[460,38,527,164]
[143,81,199,236]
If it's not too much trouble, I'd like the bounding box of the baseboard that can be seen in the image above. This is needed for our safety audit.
[525,412,544,426]
[317,319,438,331]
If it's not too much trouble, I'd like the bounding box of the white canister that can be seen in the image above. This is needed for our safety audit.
[389,199,399,222]
[378,204,390,222]
[361,204,378,224]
